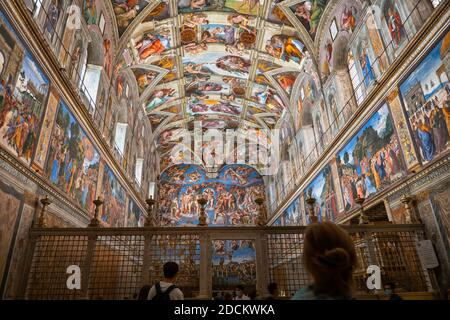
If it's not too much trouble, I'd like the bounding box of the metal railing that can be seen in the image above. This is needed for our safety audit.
[18,224,437,300]
[268,0,441,215]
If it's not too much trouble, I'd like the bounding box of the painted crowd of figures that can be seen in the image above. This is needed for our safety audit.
[45,102,100,212]
[0,79,42,163]
[0,11,49,166]
[159,182,264,225]
[337,104,404,211]
[158,164,265,226]
[304,165,338,222]
[212,240,256,288]
[409,94,450,162]
[101,165,127,227]
[400,34,450,163]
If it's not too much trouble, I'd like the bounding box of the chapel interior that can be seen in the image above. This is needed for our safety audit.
[0,0,449,301]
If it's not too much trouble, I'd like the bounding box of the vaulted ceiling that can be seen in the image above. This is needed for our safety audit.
[109,0,330,170]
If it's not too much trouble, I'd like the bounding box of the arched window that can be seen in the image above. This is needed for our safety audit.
[114,122,128,155]
[82,64,102,107]
[135,138,145,186]
[348,51,364,104]
[135,158,144,186]
[0,51,5,76]
[81,29,104,111]
[148,181,156,199]
[114,105,128,157]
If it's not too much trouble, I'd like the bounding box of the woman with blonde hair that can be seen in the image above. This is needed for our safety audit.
[292,222,357,300]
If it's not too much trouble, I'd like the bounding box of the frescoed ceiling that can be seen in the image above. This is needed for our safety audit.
[109,0,331,168]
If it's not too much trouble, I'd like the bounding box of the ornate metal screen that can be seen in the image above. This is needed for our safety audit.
[266,232,310,298]
[26,235,89,300]
[88,235,145,300]
[265,226,434,297]
[147,234,200,298]
[20,225,436,300]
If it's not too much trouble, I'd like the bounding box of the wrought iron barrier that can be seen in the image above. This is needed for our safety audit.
[18,224,436,300]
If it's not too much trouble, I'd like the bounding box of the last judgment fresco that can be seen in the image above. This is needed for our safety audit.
[157,164,265,226]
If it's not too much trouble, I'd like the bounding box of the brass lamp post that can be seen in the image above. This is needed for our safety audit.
[306,195,318,223]
[89,197,103,227]
[356,196,369,225]
[255,197,267,226]
[35,195,51,227]
[197,196,208,227]
[401,194,420,224]
[145,196,156,227]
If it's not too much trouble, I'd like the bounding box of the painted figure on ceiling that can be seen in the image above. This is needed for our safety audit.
[386,3,405,46]
[341,5,357,32]
[216,55,251,74]
[292,0,327,36]
[83,0,97,25]
[145,88,176,111]
[103,39,112,77]
[135,30,171,61]
[359,44,374,87]
[276,73,297,94]
[239,0,259,12]
[44,0,60,35]
[114,0,146,31]
[227,14,253,33]
[293,1,311,32]
[178,0,209,10]
[266,35,305,63]
[309,0,327,35]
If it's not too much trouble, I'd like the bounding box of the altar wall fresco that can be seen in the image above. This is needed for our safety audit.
[157,164,265,226]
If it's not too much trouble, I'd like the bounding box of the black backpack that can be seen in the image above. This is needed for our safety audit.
[152,282,177,301]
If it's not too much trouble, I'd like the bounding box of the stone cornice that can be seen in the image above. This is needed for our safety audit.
[1,1,148,215]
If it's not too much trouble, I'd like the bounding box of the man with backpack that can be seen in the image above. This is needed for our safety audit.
[148,262,184,300]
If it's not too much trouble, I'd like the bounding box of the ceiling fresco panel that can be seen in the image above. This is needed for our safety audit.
[112,0,153,36]
[109,0,325,164]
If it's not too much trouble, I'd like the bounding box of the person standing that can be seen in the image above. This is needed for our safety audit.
[292,222,357,300]
[384,283,403,300]
[266,283,279,300]
[148,262,184,300]
[233,285,250,300]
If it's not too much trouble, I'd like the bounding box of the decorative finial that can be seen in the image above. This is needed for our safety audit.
[197,196,208,227]
[401,194,420,224]
[356,196,369,225]
[35,195,52,227]
[255,198,267,226]
[89,197,103,227]
[306,196,318,223]
[145,196,156,227]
